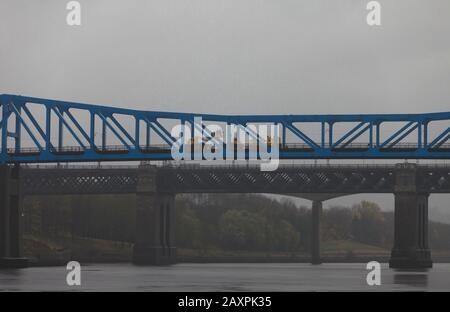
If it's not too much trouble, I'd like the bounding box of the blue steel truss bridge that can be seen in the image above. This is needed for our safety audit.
[1,94,450,163]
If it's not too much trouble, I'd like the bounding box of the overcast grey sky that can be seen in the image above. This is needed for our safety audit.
[1,0,450,115]
[1,0,450,217]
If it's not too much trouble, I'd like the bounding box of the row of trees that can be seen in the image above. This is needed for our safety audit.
[23,194,450,253]
[176,194,307,252]
[322,201,393,248]
[175,195,393,252]
[23,195,136,243]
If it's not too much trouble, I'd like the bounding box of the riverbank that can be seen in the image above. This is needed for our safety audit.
[22,235,450,266]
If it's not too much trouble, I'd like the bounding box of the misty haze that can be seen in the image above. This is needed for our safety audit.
[1,0,450,293]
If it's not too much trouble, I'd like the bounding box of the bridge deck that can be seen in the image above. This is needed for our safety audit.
[19,164,450,196]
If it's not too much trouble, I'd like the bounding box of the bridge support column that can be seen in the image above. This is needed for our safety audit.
[132,165,176,265]
[389,164,432,269]
[0,165,28,268]
[311,200,322,265]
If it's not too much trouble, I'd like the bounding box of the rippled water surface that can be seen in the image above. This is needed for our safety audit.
[1,263,449,291]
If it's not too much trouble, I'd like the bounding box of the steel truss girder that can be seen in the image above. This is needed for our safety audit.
[19,165,450,196]
[3,94,450,163]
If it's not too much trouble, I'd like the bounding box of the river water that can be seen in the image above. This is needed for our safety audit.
[0,263,449,291]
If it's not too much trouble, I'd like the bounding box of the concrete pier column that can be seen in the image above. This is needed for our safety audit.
[311,200,322,265]
[389,163,432,269]
[0,165,28,268]
[132,165,176,265]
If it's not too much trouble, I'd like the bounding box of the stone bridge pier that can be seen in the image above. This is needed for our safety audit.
[295,194,338,265]
[0,165,28,268]
[311,200,323,265]
[132,164,176,265]
[389,163,432,269]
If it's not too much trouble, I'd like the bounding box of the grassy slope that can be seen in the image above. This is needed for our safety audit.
[24,234,389,263]
[322,240,388,255]
[24,234,132,263]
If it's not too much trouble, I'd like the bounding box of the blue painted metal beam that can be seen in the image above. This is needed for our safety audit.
[1,94,450,164]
